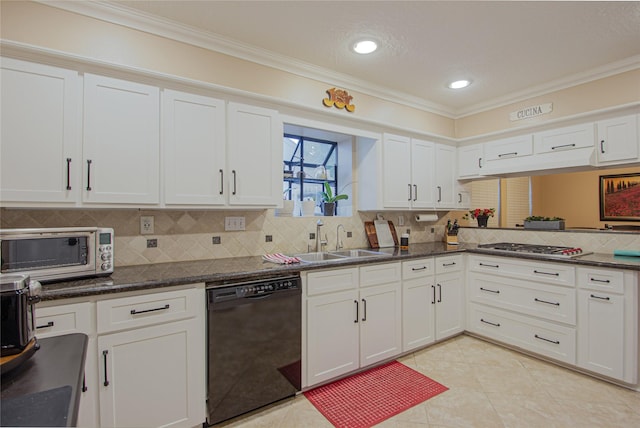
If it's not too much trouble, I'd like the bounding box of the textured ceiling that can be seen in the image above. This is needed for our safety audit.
[112,1,640,116]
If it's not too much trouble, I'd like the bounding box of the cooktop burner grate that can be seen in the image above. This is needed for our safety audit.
[477,242,592,258]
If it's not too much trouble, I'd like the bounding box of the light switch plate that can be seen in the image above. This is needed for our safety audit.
[224,216,246,231]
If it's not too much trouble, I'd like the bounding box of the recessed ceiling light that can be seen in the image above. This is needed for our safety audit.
[353,40,378,54]
[448,80,471,89]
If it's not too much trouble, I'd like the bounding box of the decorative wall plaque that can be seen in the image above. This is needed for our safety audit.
[323,88,355,112]
[509,103,553,121]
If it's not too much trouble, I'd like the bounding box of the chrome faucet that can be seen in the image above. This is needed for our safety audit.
[336,224,345,251]
[315,220,326,252]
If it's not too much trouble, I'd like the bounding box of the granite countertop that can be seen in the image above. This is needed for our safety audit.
[39,242,640,301]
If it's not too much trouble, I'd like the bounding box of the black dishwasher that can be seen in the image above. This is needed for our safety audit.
[206,275,301,426]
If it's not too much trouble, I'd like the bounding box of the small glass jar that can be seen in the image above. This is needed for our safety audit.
[400,233,409,250]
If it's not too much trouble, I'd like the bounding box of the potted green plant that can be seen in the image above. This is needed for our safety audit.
[320,182,348,216]
[524,216,565,230]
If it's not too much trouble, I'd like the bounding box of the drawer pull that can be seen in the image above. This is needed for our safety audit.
[411,266,427,271]
[361,298,367,322]
[479,263,499,268]
[437,284,442,303]
[82,374,88,393]
[480,287,500,294]
[498,151,518,158]
[354,300,359,323]
[442,262,457,267]
[103,350,110,387]
[590,294,611,301]
[480,318,500,327]
[534,298,560,306]
[533,270,559,277]
[589,278,611,284]
[431,285,436,305]
[551,143,576,150]
[130,304,170,315]
[534,334,560,345]
[36,321,55,329]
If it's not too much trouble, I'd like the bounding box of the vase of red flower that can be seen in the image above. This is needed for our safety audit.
[463,208,495,228]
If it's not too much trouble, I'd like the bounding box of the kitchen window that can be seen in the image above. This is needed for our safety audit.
[283,134,339,215]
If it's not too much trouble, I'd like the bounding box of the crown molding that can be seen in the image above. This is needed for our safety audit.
[40,0,456,117]
[454,55,640,118]
[25,1,640,121]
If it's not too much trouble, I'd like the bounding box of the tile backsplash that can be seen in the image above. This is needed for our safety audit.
[0,208,448,266]
[2,208,637,266]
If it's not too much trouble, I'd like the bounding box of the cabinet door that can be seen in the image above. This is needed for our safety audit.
[435,271,464,340]
[402,277,435,352]
[457,144,483,179]
[307,290,359,386]
[227,102,282,206]
[434,144,456,208]
[1,58,79,203]
[577,290,624,380]
[359,283,402,367]
[163,90,226,205]
[83,74,160,204]
[98,318,205,428]
[35,303,98,428]
[410,139,436,208]
[596,114,639,164]
[382,133,412,209]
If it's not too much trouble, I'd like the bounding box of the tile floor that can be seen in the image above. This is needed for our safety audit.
[218,334,640,428]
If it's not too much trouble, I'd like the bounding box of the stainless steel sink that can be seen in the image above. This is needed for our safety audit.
[294,252,348,263]
[329,249,387,258]
[294,249,388,263]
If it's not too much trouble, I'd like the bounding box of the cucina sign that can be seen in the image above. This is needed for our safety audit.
[509,103,553,121]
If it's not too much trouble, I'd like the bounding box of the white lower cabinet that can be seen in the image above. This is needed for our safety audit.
[34,302,98,428]
[36,285,206,428]
[96,286,206,428]
[467,255,577,365]
[305,263,401,387]
[577,267,638,384]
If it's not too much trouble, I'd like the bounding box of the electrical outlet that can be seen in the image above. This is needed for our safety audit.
[309,233,316,240]
[347,231,352,238]
[265,235,273,242]
[431,227,435,233]
[146,238,157,248]
[212,236,221,244]
[398,215,404,226]
[224,216,246,231]
[140,216,154,235]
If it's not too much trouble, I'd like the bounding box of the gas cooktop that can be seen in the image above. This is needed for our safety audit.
[477,242,592,258]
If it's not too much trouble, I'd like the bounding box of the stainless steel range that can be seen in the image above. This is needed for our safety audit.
[477,242,592,258]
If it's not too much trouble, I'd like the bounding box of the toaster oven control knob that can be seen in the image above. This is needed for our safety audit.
[101,253,111,261]
[101,262,112,271]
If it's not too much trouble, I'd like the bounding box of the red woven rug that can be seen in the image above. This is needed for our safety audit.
[304,361,448,428]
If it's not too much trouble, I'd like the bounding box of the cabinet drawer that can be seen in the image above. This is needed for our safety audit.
[468,273,576,325]
[360,262,401,288]
[35,302,93,338]
[534,123,595,154]
[97,287,201,334]
[484,135,533,161]
[402,258,435,280]
[435,255,462,274]
[469,255,575,287]
[468,303,576,365]
[577,267,624,294]
[306,267,359,296]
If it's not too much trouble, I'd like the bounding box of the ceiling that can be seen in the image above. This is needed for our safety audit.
[105,1,640,117]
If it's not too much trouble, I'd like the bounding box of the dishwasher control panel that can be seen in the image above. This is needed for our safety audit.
[236,277,299,297]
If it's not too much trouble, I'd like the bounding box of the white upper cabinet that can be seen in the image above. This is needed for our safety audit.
[382,133,413,209]
[360,134,458,210]
[457,144,484,179]
[227,102,283,207]
[596,114,639,165]
[83,74,160,205]
[1,58,80,204]
[434,144,456,208]
[482,134,534,175]
[163,90,226,206]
